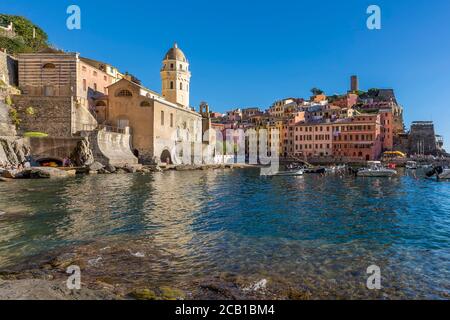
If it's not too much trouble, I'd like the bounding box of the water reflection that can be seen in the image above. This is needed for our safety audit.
[0,169,449,298]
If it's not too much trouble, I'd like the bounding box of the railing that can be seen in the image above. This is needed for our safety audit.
[79,123,132,135]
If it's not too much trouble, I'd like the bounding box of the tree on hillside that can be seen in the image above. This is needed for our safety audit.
[0,14,49,54]
[310,88,324,96]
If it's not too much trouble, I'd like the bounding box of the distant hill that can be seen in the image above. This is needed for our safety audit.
[0,14,49,55]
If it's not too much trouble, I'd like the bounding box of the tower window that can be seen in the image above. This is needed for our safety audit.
[180,82,183,90]
[170,63,174,69]
[170,81,174,89]
[161,110,164,126]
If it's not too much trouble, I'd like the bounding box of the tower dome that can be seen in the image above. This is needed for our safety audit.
[163,43,187,62]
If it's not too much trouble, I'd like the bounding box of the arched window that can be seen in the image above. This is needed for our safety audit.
[180,82,183,90]
[42,63,56,69]
[95,101,107,107]
[116,89,133,97]
[161,110,164,126]
[140,101,151,107]
[170,81,174,89]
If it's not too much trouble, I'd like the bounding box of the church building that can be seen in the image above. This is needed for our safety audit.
[105,43,204,164]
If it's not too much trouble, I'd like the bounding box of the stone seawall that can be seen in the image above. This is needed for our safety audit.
[12,96,73,137]
[11,96,98,137]
[85,129,138,167]
[26,136,83,162]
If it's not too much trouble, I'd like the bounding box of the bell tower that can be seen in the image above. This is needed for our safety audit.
[161,43,191,108]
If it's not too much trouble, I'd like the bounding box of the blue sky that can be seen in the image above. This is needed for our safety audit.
[2,0,450,148]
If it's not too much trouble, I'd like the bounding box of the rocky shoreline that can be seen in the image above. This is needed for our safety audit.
[0,162,256,182]
[0,243,315,301]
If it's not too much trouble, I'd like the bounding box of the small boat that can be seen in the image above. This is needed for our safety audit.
[420,163,433,169]
[262,169,304,177]
[357,161,398,177]
[426,166,450,180]
[303,167,326,174]
[405,161,418,170]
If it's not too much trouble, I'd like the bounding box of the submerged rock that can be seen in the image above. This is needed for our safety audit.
[129,289,157,300]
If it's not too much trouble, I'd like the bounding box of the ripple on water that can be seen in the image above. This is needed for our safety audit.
[0,170,449,299]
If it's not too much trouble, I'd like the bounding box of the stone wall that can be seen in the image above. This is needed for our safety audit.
[85,128,138,167]
[26,136,82,162]
[0,51,18,87]
[12,95,73,137]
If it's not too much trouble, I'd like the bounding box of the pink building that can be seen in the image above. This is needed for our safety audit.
[332,114,383,161]
[380,109,394,151]
[288,122,333,158]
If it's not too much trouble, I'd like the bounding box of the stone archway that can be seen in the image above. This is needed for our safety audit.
[160,149,172,164]
[36,157,63,167]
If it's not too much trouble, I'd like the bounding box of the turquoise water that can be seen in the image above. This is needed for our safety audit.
[0,169,449,299]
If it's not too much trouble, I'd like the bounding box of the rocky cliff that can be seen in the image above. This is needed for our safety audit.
[0,137,29,166]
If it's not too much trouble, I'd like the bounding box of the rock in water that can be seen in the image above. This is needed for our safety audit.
[71,138,94,166]
[22,167,71,179]
[105,164,116,173]
[88,161,104,172]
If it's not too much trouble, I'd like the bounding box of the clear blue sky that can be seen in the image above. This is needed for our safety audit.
[2,0,450,148]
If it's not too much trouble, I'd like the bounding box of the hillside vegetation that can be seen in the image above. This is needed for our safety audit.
[0,14,49,54]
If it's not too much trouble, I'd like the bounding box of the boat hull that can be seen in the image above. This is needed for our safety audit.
[357,170,397,177]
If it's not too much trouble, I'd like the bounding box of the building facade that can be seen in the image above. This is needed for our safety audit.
[106,44,203,164]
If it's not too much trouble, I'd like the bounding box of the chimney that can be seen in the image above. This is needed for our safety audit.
[351,75,358,92]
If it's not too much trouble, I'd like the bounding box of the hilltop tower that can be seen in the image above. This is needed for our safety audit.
[160,43,191,108]
[350,75,359,92]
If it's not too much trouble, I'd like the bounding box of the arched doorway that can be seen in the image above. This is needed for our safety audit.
[160,149,172,164]
[36,158,63,167]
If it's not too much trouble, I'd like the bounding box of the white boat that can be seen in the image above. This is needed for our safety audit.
[438,169,450,180]
[262,169,304,177]
[405,161,418,170]
[357,161,398,177]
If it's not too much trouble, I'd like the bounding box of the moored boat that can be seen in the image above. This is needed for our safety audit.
[406,161,418,170]
[262,169,304,177]
[357,161,398,177]
[426,166,450,181]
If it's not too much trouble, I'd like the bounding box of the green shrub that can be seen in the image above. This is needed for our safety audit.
[8,108,21,127]
[5,95,12,106]
[25,106,35,115]
[23,131,48,138]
